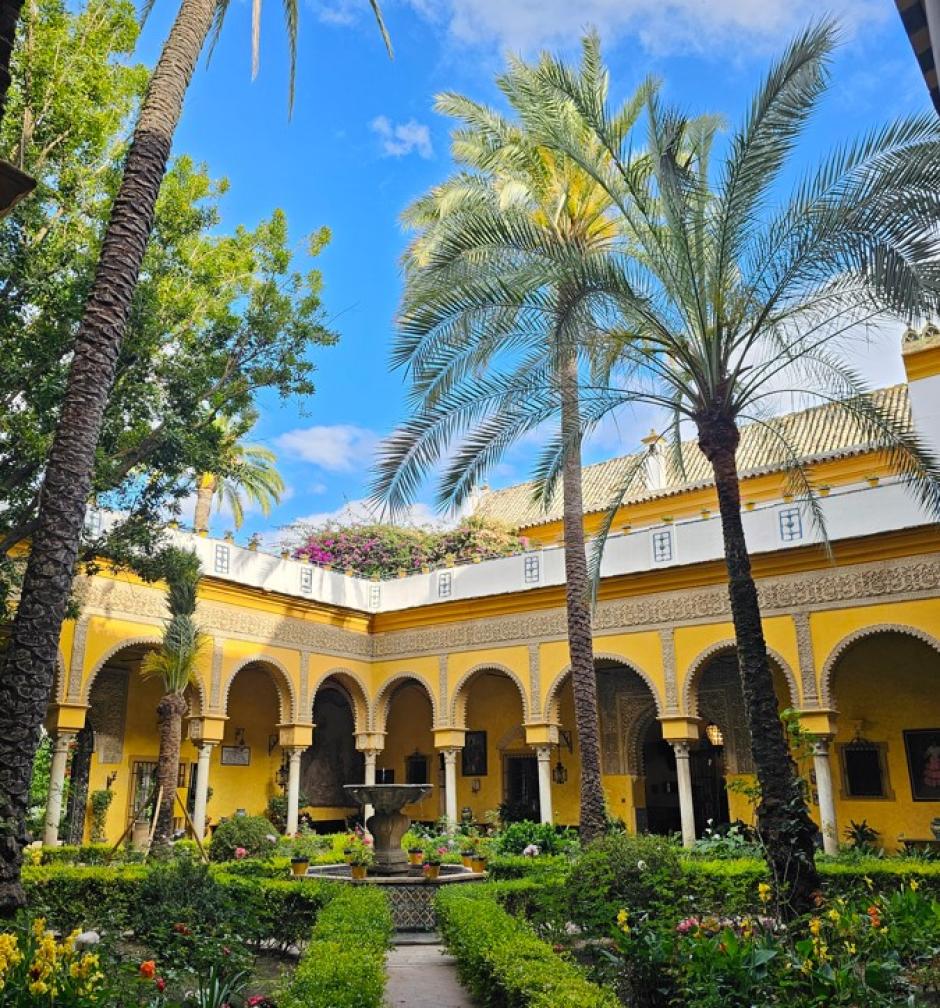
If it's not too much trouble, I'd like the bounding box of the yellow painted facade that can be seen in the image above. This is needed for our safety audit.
[43,338,940,852]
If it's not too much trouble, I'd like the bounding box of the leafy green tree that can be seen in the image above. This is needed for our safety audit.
[139,548,205,850]
[503,26,940,914]
[372,43,649,840]
[194,408,285,533]
[0,0,350,910]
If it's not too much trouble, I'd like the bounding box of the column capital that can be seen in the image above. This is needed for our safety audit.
[440,747,460,766]
[533,744,553,761]
[659,716,700,743]
[187,715,227,745]
[433,727,466,750]
[355,732,386,752]
[46,703,88,734]
[671,739,692,759]
[524,722,559,747]
[796,709,838,737]
[278,723,313,749]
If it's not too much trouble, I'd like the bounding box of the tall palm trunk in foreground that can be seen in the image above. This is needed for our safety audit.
[560,352,606,841]
[0,0,24,128]
[0,0,214,912]
[697,411,820,910]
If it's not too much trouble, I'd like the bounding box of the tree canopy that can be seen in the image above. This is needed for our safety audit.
[0,0,336,603]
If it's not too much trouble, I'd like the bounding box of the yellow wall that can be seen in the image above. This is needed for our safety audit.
[830,633,940,848]
[381,683,437,822]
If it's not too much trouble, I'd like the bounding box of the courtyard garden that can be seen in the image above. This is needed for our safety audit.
[3,817,939,1007]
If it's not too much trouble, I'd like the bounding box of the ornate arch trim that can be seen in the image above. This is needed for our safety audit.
[310,667,371,735]
[221,654,297,724]
[820,623,940,708]
[373,672,439,733]
[82,637,162,704]
[544,652,664,723]
[682,640,799,716]
[449,662,530,728]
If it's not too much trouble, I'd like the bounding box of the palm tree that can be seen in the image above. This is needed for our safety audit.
[372,44,651,841]
[140,548,205,850]
[512,24,940,914]
[0,0,390,912]
[193,410,285,533]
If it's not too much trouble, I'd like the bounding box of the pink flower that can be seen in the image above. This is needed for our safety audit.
[676,917,700,935]
[234,846,247,859]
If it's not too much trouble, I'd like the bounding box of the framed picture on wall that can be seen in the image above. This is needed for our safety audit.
[461,731,487,776]
[903,729,940,801]
[220,745,251,766]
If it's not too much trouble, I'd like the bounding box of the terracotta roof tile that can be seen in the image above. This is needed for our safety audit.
[474,385,910,529]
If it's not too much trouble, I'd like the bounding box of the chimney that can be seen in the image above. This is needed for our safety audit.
[642,430,665,492]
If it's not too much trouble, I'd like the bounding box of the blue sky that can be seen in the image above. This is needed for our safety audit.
[135,0,931,541]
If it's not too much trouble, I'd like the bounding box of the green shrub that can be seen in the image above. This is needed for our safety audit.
[208,814,278,861]
[37,843,113,865]
[279,886,392,1008]
[566,833,683,932]
[23,863,147,931]
[436,884,618,1008]
[494,821,579,856]
[488,853,570,882]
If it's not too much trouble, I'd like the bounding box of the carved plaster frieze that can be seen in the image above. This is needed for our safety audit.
[527,644,541,721]
[660,629,678,712]
[372,553,940,659]
[794,611,818,704]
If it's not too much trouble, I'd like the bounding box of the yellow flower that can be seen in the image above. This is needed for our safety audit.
[757,882,772,904]
[844,942,856,954]
[31,917,47,939]
[28,980,48,995]
[826,909,840,922]
[808,917,822,936]
[909,879,920,892]
[863,876,873,890]
[800,959,813,975]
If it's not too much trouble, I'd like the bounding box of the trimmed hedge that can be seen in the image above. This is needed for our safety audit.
[436,884,618,1008]
[279,886,392,1008]
[487,854,570,882]
[22,864,333,948]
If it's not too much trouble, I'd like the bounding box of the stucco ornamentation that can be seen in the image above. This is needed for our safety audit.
[67,618,90,700]
[89,669,128,765]
[660,629,678,712]
[794,611,818,704]
[527,644,541,721]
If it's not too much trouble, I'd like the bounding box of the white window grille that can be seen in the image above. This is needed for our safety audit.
[523,554,540,584]
[300,566,313,593]
[438,571,452,598]
[778,506,803,542]
[213,544,230,575]
[369,584,381,608]
[652,529,673,563]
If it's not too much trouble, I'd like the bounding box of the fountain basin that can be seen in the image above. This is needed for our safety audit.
[343,783,432,875]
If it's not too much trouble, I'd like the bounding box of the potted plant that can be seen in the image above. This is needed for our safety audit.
[348,836,373,881]
[342,832,356,864]
[423,845,443,880]
[460,830,479,869]
[289,837,310,877]
[408,844,424,866]
[470,838,489,873]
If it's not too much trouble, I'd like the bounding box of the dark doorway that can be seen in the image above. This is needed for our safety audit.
[691,740,730,833]
[503,754,539,821]
[642,722,681,835]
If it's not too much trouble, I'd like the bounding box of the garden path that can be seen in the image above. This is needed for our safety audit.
[384,935,476,1008]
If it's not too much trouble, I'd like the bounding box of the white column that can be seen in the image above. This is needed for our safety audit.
[43,732,75,846]
[285,748,302,836]
[192,743,214,840]
[441,748,459,827]
[535,746,553,824]
[672,741,696,848]
[362,749,379,828]
[813,737,839,856]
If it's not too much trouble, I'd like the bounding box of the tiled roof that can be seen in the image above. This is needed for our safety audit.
[474,385,911,529]
[896,0,940,115]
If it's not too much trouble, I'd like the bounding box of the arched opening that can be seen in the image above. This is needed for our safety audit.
[829,630,940,847]
[683,648,792,834]
[459,669,529,823]
[300,679,363,830]
[380,678,436,823]
[215,661,283,825]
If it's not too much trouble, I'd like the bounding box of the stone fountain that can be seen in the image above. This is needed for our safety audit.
[343,783,432,875]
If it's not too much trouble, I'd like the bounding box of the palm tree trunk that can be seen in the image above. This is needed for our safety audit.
[0,0,215,914]
[0,0,24,129]
[153,692,188,850]
[193,474,215,532]
[697,411,820,918]
[560,351,607,843]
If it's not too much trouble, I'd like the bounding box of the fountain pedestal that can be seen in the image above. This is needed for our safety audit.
[344,784,432,875]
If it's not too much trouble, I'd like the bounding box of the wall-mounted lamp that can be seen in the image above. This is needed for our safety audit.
[704,722,725,748]
[105,772,118,790]
[552,760,568,785]
[268,733,279,756]
[275,757,289,789]
[233,727,246,747]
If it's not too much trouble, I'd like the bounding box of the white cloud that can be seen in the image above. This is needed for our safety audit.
[404,0,887,55]
[370,115,434,159]
[276,424,379,472]
[286,497,450,530]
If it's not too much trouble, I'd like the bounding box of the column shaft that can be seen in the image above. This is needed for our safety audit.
[192,743,214,840]
[672,741,696,848]
[535,746,553,824]
[43,733,75,846]
[285,748,303,836]
[362,749,379,828]
[813,737,839,856]
[442,748,459,826]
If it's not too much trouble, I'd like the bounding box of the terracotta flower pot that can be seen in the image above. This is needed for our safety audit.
[424,863,441,880]
[471,856,487,873]
[290,858,310,877]
[460,853,474,869]
[408,848,424,866]
[351,864,368,881]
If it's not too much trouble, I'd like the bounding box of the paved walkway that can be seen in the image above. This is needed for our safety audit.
[385,935,475,1008]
